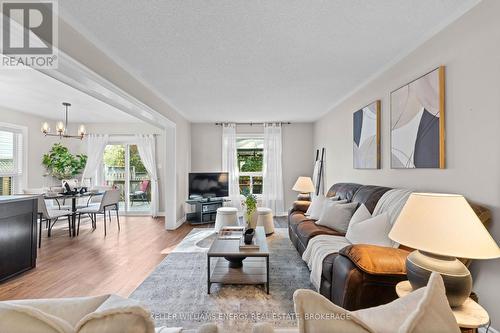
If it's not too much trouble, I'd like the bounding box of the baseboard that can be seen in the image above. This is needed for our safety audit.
[479,324,497,333]
[174,215,186,229]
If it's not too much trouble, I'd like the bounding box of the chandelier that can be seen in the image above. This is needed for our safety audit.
[41,102,86,139]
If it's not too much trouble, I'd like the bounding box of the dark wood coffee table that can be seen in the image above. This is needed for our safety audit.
[207,226,270,294]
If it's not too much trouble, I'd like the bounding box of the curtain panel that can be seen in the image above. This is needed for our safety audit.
[262,123,285,216]
[221,123,242,211]
[81,134,109,187]
[135,134,159,217]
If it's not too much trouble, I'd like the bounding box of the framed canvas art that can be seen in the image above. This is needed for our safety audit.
[390,66,445,169]
[353,100,380,169]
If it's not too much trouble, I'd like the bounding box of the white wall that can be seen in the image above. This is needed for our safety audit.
[191,123,314,210]
[191,124,222,173]
[314,0,500,324]
[83,122,166,212]
[0,107,81,190]
[58,19,191,225]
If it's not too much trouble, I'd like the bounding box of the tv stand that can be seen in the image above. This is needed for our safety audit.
[186,198,229,225]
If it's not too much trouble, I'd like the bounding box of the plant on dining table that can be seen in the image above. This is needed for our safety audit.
[42,143,87,180]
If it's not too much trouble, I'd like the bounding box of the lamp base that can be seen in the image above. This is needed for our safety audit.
[297,193,311,201]
[406,250,472,307]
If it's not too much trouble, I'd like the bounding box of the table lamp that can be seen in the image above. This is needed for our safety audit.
[389,193,500,307]
[292,176,315,200]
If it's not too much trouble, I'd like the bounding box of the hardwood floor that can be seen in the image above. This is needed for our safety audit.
[0,216,286,301]
[0,215,202,300]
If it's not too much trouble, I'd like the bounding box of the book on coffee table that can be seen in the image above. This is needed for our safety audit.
[218,226,245,240]
[239,236,260,250]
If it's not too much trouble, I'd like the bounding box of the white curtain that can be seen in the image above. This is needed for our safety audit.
[262,123,285,216]
[135,134,159,217]
[222,123,242,210]
[81,134,109,187]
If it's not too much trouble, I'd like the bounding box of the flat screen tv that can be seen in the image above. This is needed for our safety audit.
[189,172,229,199]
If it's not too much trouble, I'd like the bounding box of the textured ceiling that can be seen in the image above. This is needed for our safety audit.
[0,65,139,123]
[59,0,478,122]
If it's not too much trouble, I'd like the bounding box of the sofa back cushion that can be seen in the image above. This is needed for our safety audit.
[326,184,391,214]
[326,183,362,201]
[351,185,392,213]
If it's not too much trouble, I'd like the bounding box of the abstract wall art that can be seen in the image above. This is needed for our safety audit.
[353,100,380,169]
[390,66,445,169]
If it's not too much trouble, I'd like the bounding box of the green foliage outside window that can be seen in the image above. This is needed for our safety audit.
[237,149,263,172]
[103,145,146,173]
[103,145,125,167]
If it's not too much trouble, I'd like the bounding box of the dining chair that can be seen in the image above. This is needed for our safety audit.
[77,189,120,236]
[85,186,114,207]
[24,188,59,229]
[75,186,114,227]
[36,196,73,248]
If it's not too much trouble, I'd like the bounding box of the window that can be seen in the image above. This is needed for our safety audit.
[237,137,263,195]
[103,143,151,213]
[0,127,24,195]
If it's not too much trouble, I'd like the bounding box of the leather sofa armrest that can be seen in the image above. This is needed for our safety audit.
[290,200,311,214]
[339,244,410,276]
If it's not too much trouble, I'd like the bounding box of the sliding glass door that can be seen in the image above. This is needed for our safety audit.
[103,144,151,214]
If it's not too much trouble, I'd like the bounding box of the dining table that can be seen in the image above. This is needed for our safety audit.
[44,191,104,237]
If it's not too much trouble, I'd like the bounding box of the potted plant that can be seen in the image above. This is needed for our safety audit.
[241,188,258,229]
[42,143,88,181]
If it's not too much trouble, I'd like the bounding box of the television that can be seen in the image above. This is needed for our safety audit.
[189,172,229,199]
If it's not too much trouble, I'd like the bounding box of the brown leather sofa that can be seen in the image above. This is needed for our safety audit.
[288,182,491,310]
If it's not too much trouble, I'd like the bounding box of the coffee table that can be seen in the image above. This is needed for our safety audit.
[207,226,270,294]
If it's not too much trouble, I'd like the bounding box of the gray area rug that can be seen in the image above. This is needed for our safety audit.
[130,228,313,331]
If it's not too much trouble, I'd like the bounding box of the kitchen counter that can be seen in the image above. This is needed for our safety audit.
[0,195,38,282]
[0,195,39,203]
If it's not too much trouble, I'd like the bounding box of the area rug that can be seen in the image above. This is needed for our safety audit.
[130,228,313,331]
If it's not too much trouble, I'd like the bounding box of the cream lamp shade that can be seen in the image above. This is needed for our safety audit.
[292,177,315,193]
[389,193,500,259]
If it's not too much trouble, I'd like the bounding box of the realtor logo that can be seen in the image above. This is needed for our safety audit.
[1,0,58,68]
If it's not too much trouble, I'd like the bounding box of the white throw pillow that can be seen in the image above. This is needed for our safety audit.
[315,202,358,233]
[345,212,393,247]
[306,195,342,219]
[305,194,326,219]
[349,204,372,225]
[354,273,460,333]
[290,273,459,333]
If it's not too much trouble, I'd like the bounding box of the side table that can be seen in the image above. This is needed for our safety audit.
[396,280,489,333]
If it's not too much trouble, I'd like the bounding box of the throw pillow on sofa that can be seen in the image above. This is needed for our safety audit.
[306,195,342,220]
[345,212,393,247]
[349,204,372,224]
[315,201,357,233]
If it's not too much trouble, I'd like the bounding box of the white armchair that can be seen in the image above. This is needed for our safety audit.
[0,294,154,333]
[253,273,459,333]
[0,294,220,333]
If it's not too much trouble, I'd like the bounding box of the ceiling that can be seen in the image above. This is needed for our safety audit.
[59,0,478,122]
[0,65,139,123]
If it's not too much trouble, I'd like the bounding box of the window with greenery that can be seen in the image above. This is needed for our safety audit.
[102,144,151,210]
[0,128,23,195]
[237,137,263,195]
